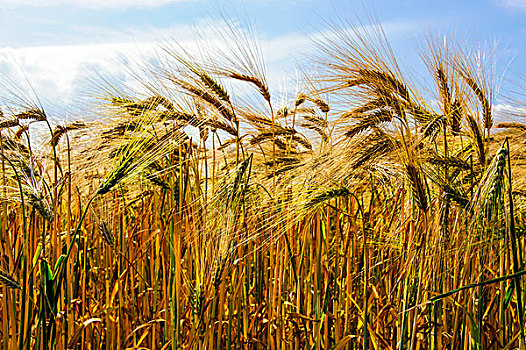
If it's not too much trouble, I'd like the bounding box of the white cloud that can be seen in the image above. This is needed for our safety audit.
[493,103,526,122]
[0,22,206,104]
[0,0,196,9]
[0,18,310,107]
[0,19,419,112]
[495,0,526,11]
[0,42,156,105]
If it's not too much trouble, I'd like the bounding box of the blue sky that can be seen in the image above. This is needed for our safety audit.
[0,0,525,115]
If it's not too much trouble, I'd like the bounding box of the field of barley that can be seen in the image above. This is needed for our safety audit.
[1,19,526,350]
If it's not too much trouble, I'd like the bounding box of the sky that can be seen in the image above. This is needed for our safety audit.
[0,0,525,117]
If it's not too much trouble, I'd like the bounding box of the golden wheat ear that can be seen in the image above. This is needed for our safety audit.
[15,108,47,122]
[99,221,115,247]
[51,121,86,146]
[460,70,492,132]
[23,185,54,222]
[0,117,20,130]
[466,113,486,166]
[0,270,22,290]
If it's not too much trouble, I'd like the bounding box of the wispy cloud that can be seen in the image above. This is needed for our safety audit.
[495,0,526,12]
[0,0,197,9]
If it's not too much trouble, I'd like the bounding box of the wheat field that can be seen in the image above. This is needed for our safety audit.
[0,20,526,350]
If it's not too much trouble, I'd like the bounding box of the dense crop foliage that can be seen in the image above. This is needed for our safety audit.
[1,21,526,350]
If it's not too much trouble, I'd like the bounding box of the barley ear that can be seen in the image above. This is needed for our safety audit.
[406,163,429,212]
[0,270,22,290]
